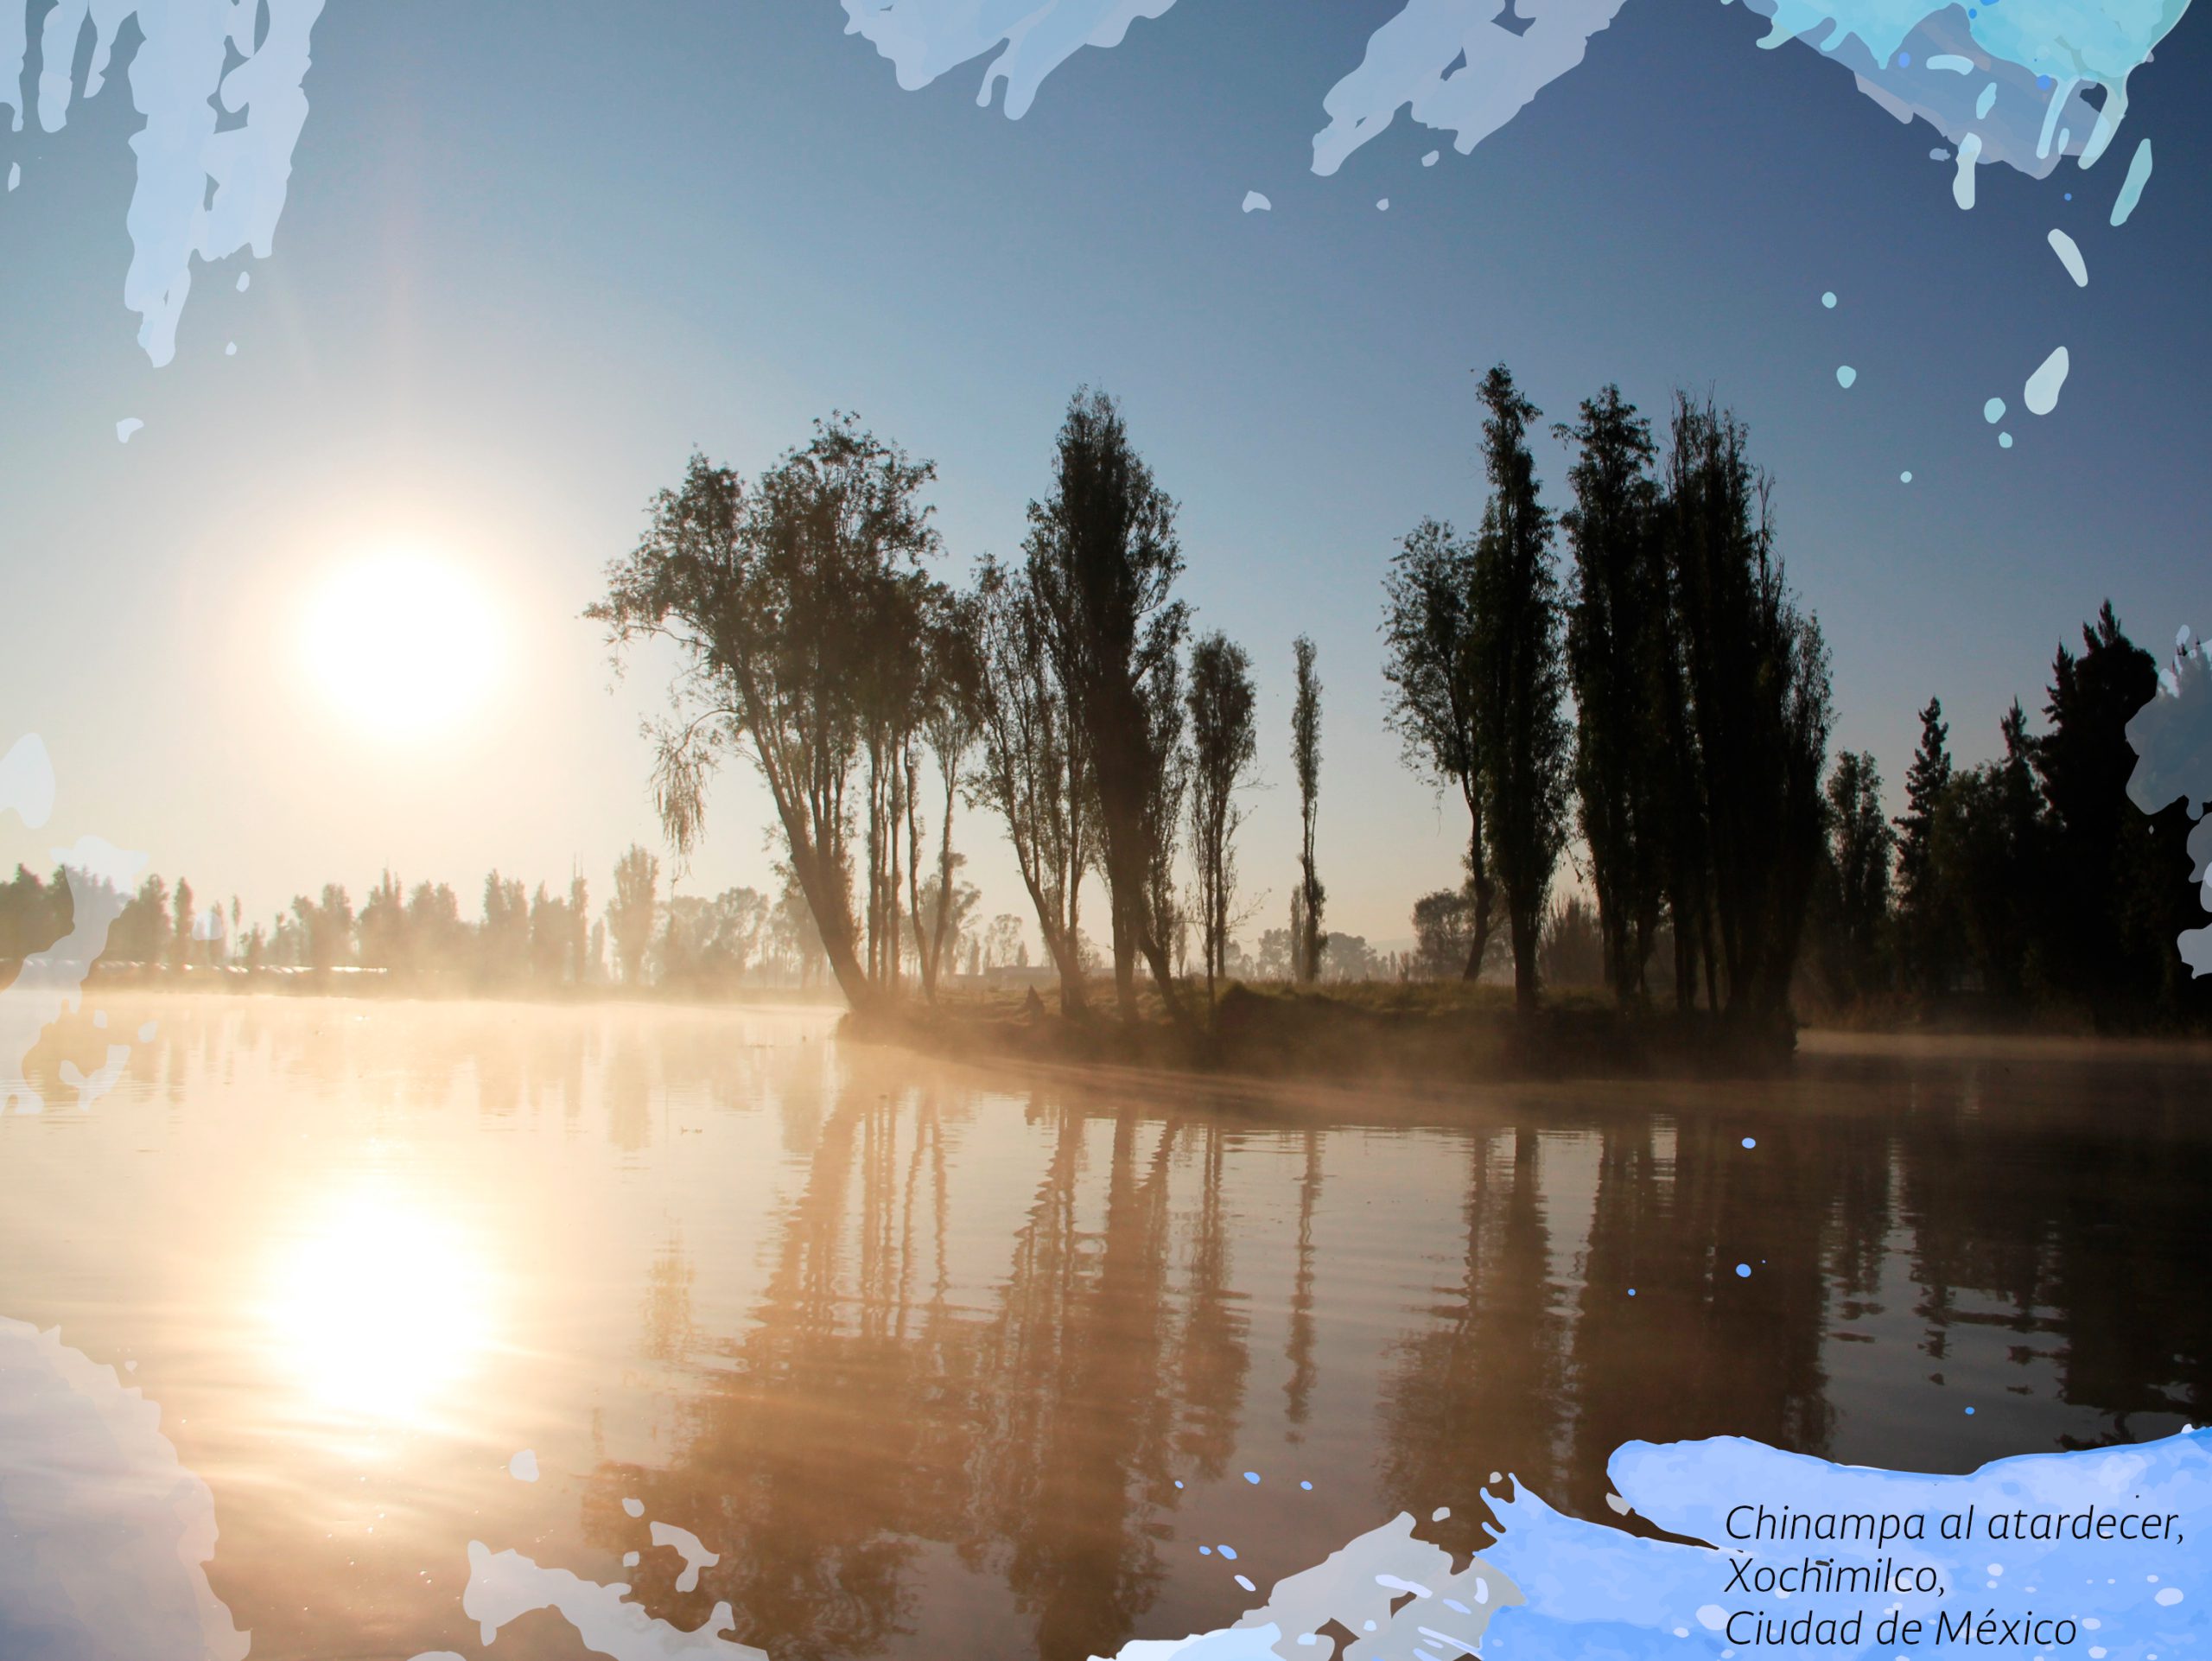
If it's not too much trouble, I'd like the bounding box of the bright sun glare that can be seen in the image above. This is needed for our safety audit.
[303,549,503,736]
[267,1182,493,1425]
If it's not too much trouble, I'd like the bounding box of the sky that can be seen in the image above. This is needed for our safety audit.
[1,0,2205,953]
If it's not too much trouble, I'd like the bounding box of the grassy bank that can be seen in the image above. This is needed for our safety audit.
[844,978,1802,1084]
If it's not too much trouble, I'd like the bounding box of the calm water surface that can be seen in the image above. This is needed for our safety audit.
[3,996,2207,1660]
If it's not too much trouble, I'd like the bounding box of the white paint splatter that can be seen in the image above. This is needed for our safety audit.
[2,1,326,366]
[650,1521,721,1593]
[1242,189,1271,212]
[457,1541,767,1658]
[2124,627,2212,977]
[1311,0,1633,177]
[509,1448,539,1481]
[0,1318,250,1660]
[1952,130,1982,209]
[1983,397,2005,423]
[2111,137,2153,226]
[115,417,143,443]
[1421,149,1440,165]
[1376,196,1389,210]
[1835,365,1857,388]
[0,735,55,830]
[2047,227,2088,286]
[2024,346,2069,415]
[1926,54,1974,75]
[623,1496,645,1518]
[838,0,1176,120]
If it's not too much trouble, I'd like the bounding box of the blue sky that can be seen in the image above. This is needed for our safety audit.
[1,0,2204,948]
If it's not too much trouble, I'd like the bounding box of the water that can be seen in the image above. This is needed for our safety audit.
[2,996,2206,1660]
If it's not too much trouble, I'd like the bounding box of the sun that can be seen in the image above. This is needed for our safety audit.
[302,548,503,736]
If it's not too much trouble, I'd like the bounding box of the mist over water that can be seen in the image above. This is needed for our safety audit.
[1,996,2205,1660]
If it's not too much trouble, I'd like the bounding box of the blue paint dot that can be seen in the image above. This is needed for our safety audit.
[2037,74,2053,90]
[1897,51,1911,67]
[1219,1544,1238,1561]
[1200,1545,1212,1555]
[1965,1406,1977,1415]
[2064,192,2073,201]
[1741,1136,1757,1149]
[1300,1480,1313,1490]
[1821,290,1837,309]
[1627,1288,1637,1296]
[1735,1263,1752,1278]
[1244,1471,1261,1485]
[1174,1480,1185,1489]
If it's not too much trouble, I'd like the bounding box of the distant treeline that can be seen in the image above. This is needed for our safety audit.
[0,850,1030,995]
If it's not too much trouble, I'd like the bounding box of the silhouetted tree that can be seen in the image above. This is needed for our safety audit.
[1559,385,1667,1003]
[1022,387,1189,1023]
[1657,393,1832,1025]
[908,588,982,1002]
[2034,603,2202,1021]
[1471,364,1572,1012]
[1291,635,1325,984]
[588,418,944,1011]
[1894,697,1955,994]
[1812,751,1894,1001]
[1185,631,1259,1003]
[970,556,1091,1013]
[1382,520,1493,979]
[1410,886,1482,981]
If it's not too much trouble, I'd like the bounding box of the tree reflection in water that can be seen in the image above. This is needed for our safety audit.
[578,1041,2212,1661]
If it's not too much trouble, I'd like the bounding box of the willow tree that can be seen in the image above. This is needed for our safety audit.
[588,417,942,1013]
